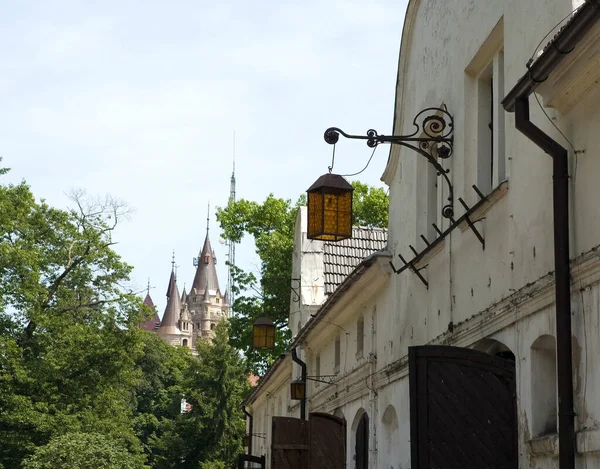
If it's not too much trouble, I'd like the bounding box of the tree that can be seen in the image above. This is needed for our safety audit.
[0,166,145,466]
[216,181,388,374]
[150,322,249,468]
[21,432,147,469]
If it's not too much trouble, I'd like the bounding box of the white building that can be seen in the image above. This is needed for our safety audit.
[244,1,600,468]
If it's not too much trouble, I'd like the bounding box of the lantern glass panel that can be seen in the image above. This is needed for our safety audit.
[252,321,275,350]
[290,380,306,400]
[307,189,352,241]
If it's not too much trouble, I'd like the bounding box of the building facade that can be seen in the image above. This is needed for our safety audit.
[244,1,600,468]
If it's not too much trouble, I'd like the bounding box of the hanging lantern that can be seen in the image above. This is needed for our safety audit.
[290,379,306,400]
[252,317,276,350]
[306,173,353,241]
[242,434,251,447]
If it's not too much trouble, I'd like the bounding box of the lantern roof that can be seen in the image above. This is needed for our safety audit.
[307,173,353,192]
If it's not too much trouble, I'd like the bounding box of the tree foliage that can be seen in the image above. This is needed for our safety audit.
[0,165,248,468]
[21,433,146,469]
[216,181,388,374]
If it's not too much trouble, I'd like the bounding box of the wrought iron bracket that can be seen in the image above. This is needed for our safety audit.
[306,375,337,385]
[389,184,490,279]
[324,106,455,219]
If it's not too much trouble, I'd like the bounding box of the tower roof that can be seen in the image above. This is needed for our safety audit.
[190,233,220,297]
[181,286,187,303]
[158,270,182,336]
[140,293,161,332]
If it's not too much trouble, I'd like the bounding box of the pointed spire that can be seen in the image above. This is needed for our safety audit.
[159,263,182,336]
[223,290,230,306]
[140,292,161,332]
[190,232,220,297]
[181,285,187,304]
[147,277,151,296]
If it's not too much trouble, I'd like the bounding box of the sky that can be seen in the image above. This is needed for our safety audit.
[1,0,408,314]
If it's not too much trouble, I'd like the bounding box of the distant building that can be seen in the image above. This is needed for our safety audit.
[141,231,230,350]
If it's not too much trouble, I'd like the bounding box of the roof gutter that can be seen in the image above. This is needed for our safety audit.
[502,0,600,112]
[502,4,600,469]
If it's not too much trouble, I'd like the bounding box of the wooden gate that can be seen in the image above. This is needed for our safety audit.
[271,417,309,469]
[271,414,346,469]
[309,413,346,469]
[409,345,518,469]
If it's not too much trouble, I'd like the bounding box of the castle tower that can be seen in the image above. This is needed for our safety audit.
[157,260,192,347]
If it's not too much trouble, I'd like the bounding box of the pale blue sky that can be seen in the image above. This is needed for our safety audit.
[1,0,407,314]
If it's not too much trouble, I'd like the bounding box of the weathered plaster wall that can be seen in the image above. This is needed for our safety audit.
[381,1,600,467]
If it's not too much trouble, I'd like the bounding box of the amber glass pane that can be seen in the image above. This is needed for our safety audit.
[307,191,324,238]
[291,382,306,400]
[252,324,275,349]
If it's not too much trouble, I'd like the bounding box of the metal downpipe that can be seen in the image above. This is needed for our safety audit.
[514,97,575,469]
[242,407,253,457]
[291,347,307,420]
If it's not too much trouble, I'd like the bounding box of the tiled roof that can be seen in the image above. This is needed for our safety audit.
[323,226,388,295]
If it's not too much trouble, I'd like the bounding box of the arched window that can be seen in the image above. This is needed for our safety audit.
[210,323,216,330]
[182,339,188,347]
[531,335,557,436]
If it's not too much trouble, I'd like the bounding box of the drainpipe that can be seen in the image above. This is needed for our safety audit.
[243,407,253,457]
[291,347,307,420]
[514,96,575,469]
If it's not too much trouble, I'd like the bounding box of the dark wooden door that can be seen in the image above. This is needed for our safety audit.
[355,413,368,469]
[409,345,518,469]
[271,417,309,469]
[309,412,346,469]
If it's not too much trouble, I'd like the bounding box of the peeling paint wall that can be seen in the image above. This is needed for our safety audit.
[382,0,600,467]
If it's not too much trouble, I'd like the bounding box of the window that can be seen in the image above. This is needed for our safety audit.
[356,316,364,356]
[182,339,188,347]
[210,323,216,330]
[466,19,505,195]
[476,51,505,194]
[216,297,220,304]
[334,335,341,374]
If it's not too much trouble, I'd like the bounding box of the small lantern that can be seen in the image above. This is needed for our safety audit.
[307,173,353,241]
[252,317,275,350]
[242,434,251,447]
[290,379,306,400]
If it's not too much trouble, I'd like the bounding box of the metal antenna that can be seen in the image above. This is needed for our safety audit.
[171,250,176,270]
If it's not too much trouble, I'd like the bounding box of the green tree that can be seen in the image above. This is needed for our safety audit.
[0,166,146,466]
[216,181,388,374]
[21,432,147,469]
[150,322,249,468]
